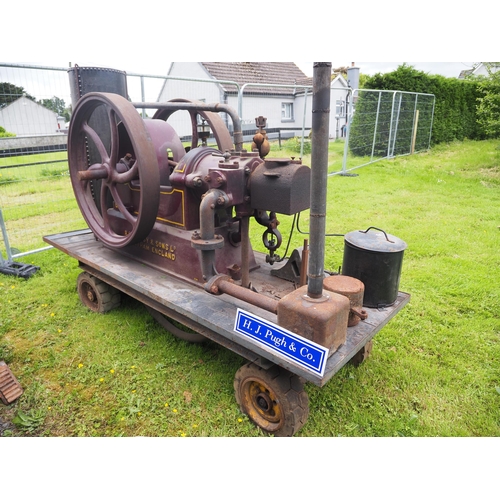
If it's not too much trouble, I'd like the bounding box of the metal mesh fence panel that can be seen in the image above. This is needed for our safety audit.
[2,63,427,260]
[0,64,84,258]
[331,89,435,175]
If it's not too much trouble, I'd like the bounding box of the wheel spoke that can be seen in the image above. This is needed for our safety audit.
[189,110,199,150]
[100,184,112,231]
[107,107,119,168]
[114,159,139,184]
[109,183,137,225]
[82,121,109,164]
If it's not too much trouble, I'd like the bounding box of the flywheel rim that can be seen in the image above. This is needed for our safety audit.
[68,92,160,248]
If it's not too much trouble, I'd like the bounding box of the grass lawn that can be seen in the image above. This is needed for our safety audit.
[0,138,499,439]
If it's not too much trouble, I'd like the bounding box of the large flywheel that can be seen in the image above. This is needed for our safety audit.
[68,92,160,248]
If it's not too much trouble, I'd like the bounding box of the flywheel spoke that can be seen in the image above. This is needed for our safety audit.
[82,121,110,165]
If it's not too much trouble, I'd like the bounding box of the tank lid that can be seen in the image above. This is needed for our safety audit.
[344,227,407,252]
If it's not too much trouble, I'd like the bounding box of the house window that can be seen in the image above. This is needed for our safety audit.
[336,99,345,118]
[281,102,294,121]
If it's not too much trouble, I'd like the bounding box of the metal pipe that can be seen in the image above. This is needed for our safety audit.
[240,216,250,288]
[371,91,382,162]
[300,88,309,158]
[427,96,436,151]
[132,101,244,151]
[391,92,403,157]
[307,62,331,299]
[0,209,13,262]
[207,276,278,315]
[195,189,229,281]
[300,239,309,287]
[340,87,353,175]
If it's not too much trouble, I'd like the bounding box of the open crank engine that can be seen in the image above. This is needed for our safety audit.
[47,65,409,436]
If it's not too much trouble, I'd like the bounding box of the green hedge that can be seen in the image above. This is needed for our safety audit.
[349,64,483,157]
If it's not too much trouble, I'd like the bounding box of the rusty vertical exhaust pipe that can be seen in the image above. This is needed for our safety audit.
[307,62,332,299]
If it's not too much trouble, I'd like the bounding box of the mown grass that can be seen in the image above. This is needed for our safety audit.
[1,138,499,437]
[0,153,85,251]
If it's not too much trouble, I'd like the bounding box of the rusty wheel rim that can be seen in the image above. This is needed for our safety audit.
[79,281,99,311]
[153,98,233,152]
[241,378,283,432]
[68,92,160,248]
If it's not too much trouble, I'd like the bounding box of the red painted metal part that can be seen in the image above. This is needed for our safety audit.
[153,98,234,152]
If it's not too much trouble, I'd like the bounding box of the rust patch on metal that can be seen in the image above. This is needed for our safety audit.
[0,361,23,405]
[277,286,350,356]
[323,275,368,327]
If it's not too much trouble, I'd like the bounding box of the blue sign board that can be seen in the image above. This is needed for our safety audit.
[234,308,329,377]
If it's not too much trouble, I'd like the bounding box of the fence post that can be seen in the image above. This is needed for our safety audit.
[411,109,420,154]
[300,88,309,158]
[390,92,403,157]
[0,209,13,262]
[370,90,382,162]
[341,87,353,175]
[387,91,397,158]
[428,96,436,151]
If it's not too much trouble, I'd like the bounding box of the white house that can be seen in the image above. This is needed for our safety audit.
[458,62,500,79]
[156,62,351,141]
[0,96,60,136]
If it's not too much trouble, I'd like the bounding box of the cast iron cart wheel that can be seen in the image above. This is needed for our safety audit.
[146,306,206,344]
[349,340,373,367]
[153,98,234,152]
[234,362,309,437]
[77,272,121,313]
[68,92,160,248]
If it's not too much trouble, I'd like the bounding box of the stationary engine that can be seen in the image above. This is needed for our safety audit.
[68,92,311,288]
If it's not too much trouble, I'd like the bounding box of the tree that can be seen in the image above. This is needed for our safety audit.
[0,82,36,107]
[476,63,500,138]
[38,96,71,122]
[0,125,16,137]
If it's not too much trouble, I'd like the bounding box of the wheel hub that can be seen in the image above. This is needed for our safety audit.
[248,381,281,425]
[86,289,96,302]
[256,392,273,412]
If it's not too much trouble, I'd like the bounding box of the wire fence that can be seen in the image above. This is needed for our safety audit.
[0,63,434,265]
[332,89,435,175]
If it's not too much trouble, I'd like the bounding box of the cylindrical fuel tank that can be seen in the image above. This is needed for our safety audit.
[342,227,407,308]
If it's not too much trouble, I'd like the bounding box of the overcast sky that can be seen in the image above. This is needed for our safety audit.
[296,62,476,78]
[1,1,489,80]
[1,3,490,88]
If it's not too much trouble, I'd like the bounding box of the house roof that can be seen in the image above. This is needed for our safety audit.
[200,62,312,95]
[459,62,500,79]
[0,95,56,115]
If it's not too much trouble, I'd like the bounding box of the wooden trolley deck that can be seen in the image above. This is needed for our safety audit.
[44,229,410,387]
